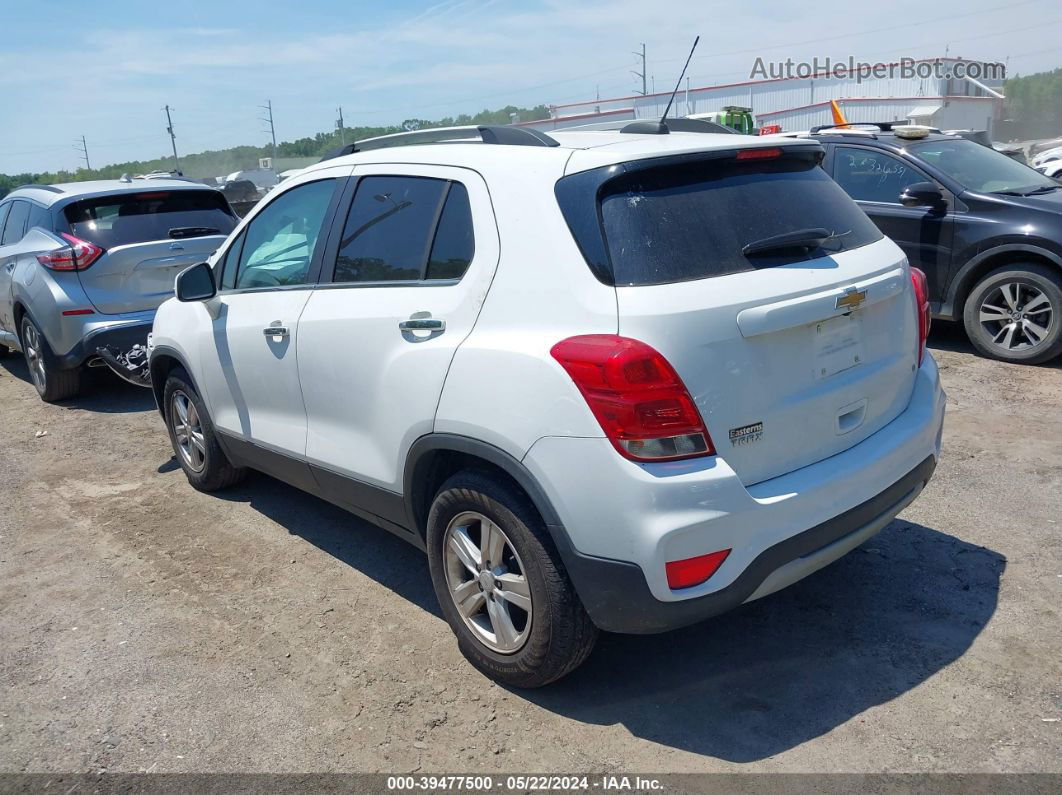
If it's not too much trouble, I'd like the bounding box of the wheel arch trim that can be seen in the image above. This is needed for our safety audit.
[148,344,200,417]
[403,433,564,538]
[944,243,1062,318]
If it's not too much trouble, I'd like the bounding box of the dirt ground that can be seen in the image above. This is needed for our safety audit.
[0,323,1059,775]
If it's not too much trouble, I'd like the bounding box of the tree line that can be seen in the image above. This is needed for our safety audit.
[0,104,551,198]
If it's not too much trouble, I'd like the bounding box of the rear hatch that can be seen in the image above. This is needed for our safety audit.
[62,189,237,314]
[560,144,919,485]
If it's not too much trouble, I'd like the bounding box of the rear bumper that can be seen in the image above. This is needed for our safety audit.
[524,352,946,634]
[53,319,154,370]
[550,455,935,633]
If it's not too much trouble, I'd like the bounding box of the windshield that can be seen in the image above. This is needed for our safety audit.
[583,151,883,286]
[910,138,1057,195]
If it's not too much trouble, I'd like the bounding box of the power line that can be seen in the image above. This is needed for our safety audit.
[163,105,181,175]
[259,100,277,164]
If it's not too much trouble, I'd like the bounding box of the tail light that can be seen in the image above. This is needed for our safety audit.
[550,335,714,462]
[910,267,930,366]
[36,233,104,271]
[666,549,731,589]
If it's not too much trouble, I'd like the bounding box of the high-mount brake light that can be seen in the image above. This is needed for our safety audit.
[35,234,104,271]
[736,147,783,161]
[550,335,715,462]
[910,266,931,366]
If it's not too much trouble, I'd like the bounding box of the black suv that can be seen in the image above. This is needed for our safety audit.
[801,122,1062,364]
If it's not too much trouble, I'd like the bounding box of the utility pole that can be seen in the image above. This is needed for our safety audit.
[74,135,91,171]
[336,106,346,146]
[631,43,647,95]
[163,105,181,174]
[259,100,277,164]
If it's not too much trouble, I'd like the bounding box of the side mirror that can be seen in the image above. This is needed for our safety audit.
[175,262,216,302]
[899,181,946,208]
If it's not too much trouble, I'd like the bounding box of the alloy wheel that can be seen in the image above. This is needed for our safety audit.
[22,323,47,392]
[170,390,207,472]
[978,281,1054,353]
[443,511,532,654]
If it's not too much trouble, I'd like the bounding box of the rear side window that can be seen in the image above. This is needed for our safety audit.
[332,176,474,283]
[2,201,29,245]
[0,203,11,243]
[559,150,883,286]
[63,190,236,249]
[26,203,49,232]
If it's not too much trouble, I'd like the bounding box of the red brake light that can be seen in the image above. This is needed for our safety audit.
[550,335,715,462]
[910,266,931,365]
[666,549,731,589]
[36,234,104,271]
[736,147,783,160]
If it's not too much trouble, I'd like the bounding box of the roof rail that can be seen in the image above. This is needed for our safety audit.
[568,117,738,136]
[13,184,63,194]
[318,125,559,162]
[808,121,942,135]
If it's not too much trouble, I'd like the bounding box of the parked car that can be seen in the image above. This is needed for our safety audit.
[149,124,945,686]
[1037,159,1062,180]
[1030,145,1062,169]
[793,122,1062,363]
[0,180,238,400]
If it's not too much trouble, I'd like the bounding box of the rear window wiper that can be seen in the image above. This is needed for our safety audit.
[742,228,848,257]
[169,226,222,239]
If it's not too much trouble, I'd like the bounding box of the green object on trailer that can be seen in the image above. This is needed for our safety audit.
[688,107,756,135]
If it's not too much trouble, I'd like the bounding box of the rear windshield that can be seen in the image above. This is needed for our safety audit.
[63,190,236,248]
[563,150,883,286]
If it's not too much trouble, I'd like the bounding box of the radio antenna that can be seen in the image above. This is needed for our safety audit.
[660,36,700,123]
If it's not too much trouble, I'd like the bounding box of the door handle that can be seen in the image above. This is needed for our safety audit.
[263,325,289,337]
[3,262,12,274]
[399,318,445,332]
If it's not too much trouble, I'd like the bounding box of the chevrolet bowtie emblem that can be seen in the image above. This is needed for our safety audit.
[835,287,867,311]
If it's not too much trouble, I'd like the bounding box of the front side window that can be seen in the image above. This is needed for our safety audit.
[333,176,474,283]
[1,200,29,246]
[832,147,928,204]
[234,179,337,290]
[909,138,1058,195]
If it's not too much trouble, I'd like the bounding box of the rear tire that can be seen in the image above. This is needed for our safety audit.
[426,470,597,688]
[963,264,1062,364]
[19,316,80,402]
[163,367,246,492]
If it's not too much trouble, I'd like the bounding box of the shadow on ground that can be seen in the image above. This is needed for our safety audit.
[203,466,1005,763]
[928,319,1060,369]
[0,355,155,413]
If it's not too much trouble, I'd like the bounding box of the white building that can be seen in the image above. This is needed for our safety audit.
[519,57,1004,135]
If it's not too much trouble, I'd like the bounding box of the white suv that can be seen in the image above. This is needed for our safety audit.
[148,124,946,687]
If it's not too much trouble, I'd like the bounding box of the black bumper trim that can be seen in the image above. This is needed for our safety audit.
[555,455,937,634]
[55,321,153,370]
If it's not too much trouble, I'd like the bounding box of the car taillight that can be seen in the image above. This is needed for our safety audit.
[666,549,731,589]
[550,335,715,462]
[910,267,930,366]
[36,233,104,271]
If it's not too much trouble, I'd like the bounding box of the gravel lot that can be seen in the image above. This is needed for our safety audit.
[0,323,1059,774]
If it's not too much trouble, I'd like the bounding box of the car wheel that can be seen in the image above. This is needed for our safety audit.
[20,316,80,402]
[163,367,246,492]
[426,470,597,688]
[963,264,1062,364]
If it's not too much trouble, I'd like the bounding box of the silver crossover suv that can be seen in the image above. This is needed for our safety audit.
[0,180,237,400]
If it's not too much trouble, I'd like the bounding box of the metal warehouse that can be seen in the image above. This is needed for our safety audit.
[519,56,1005,134]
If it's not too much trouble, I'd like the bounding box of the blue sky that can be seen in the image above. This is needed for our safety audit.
[1,0,1059,173]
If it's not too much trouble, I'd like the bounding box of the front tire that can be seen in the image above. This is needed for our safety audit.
[426,470,597,688]
[20,316,80,402]
[963,264,1062,364]
[163,367,246,492]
